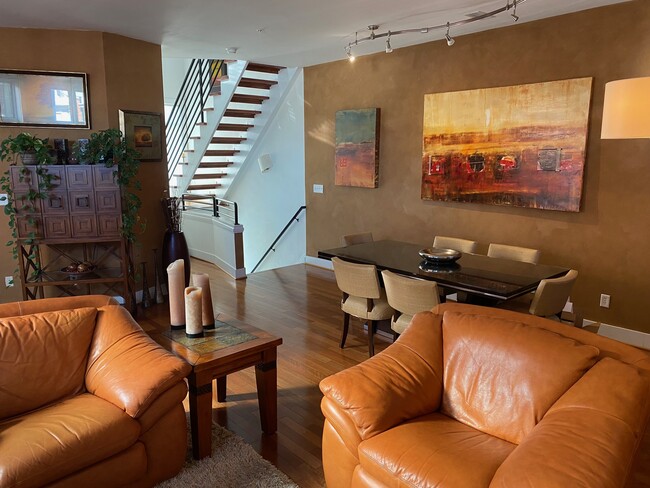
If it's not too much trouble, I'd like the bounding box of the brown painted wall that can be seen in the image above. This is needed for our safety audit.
[305,1,650,332]
[0,28,166,302]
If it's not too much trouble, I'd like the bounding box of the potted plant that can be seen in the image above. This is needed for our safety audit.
[0,132,51,166]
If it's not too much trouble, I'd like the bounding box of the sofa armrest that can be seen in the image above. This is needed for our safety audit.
[85,305,192,418]
[490,358,650,487]
[319,311,444,442]
[0,295,118,318]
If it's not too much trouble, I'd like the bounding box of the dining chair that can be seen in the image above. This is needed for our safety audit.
[341,231,374,246]
[331,257,394,357]
[381,270,440,339]
[433,235,478,254]
[487,243,541,264]
[501,269,578,320]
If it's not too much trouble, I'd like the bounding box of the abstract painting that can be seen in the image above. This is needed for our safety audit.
[421,78,592,212]
[335,108,380,188]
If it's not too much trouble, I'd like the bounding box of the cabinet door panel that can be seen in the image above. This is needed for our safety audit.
[44,216,71,238]
[66,166,93,189]
[93,165,118,188]
[69,191,96,214]
[38,165,66,189]
[12,192,42,215]
[95,190,121,214]
[71,215,98,237]
[42,192,69,215]
[97,214,121,237]
[16,216,43,238]
[10,166,37,191]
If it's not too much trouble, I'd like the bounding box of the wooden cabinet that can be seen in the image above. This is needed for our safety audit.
[10,164,134,310]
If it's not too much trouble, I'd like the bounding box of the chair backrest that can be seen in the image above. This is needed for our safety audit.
[487,243,541,264]
[331,257,381,299]
[529,269,578,317]
[381,270,440,316]
[341,232,374,246]
[433,235,478,254]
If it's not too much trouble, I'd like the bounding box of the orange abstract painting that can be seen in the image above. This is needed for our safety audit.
[421,78,592,212]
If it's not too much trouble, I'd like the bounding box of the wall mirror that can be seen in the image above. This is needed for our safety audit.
[0,69,90,128]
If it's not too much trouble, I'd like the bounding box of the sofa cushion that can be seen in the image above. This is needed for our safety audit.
[440,311,599,444]
[0,307,97,419]
[357,412,515,487]
[0,393,141,488]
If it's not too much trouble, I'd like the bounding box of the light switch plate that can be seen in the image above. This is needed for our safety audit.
[313,184,324,194]
[0,194,7,206]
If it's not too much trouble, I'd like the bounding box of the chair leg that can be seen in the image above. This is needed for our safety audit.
[392,331,400,342]
[340,312,350,349]
[368,320,376,357]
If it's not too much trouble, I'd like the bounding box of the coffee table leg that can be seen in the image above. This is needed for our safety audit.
[216,376,227,402]
[255,356,278,435]
[188,374,213,459]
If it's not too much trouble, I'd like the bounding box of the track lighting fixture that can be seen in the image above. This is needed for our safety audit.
[445,23,455,47]
[385,33,393,54]
[344,0,526,59]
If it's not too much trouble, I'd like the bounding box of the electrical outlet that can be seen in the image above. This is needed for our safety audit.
[0,193,8,206]
[313,184,324,194]
[5,276,14,288]
[599,294,611,308]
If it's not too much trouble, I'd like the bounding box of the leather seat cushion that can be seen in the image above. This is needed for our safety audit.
[342,292,393,321]
[357,412,515,487]
[0,393,141,488]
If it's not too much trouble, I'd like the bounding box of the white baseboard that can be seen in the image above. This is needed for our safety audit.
[596,323,650,350]
[306,256,333,270]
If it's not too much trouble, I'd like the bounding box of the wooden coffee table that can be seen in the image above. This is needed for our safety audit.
[145,313,282,459]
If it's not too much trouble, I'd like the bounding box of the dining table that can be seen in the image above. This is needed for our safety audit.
[318,239,569,302]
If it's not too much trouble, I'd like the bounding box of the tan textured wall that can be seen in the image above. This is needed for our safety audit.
[305,1,650,332]
[0,29,166,302]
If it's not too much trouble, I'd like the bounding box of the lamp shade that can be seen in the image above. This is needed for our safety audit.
[601,77,650,139]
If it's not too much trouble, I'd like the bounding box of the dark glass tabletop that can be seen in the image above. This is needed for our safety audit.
[318,240,569,300]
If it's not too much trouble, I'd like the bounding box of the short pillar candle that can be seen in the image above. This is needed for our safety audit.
[167,259,185,330]
[192,273,215,329]
[185,286,204,338]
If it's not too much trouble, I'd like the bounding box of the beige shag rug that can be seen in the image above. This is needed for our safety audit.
[157,419,298,488]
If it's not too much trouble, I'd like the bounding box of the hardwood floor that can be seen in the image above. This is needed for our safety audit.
[137,260,650,488]
[138,260,391,488]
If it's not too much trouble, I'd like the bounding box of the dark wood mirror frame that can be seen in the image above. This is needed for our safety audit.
[0,69,90,129]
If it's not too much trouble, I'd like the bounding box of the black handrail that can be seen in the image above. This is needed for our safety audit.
[181,194,238,226]
[251,206,306,273]
[166,59,225,181]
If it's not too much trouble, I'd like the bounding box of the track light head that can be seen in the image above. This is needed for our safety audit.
[385,34,393,53]
[445,23,455,46]
[511,0,519,21]
[345,46,356,62]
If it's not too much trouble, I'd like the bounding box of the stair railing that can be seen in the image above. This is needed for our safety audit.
[181,194,238,226]
[251,206,306,273]
[166,59,225,181]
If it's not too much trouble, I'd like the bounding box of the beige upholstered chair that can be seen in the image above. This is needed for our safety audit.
[341,231,374,246]
[502,270,578,320]
[433,235,478,254]
[488,243,541,264]
[381,270,440,338]
[331,257,394,356]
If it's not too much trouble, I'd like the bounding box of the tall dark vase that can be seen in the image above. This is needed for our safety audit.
[162,230,191,287]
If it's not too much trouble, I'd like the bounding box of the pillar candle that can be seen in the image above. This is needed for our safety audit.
[167,259,185,329]
[185,286,203,338]
[192,273,215,329]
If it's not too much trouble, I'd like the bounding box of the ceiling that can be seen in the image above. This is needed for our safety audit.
[0,0,631,67]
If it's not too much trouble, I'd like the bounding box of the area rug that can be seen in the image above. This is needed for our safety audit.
[157,418,298,488]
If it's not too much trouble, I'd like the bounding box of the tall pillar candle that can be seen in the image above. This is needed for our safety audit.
[192,273,215,329]
[167,259,185,330]
[185,286,203,338]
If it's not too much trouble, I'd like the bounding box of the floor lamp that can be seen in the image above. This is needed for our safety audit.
[601,77,650,139]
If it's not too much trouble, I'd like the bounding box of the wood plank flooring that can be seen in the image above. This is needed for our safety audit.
[137,260,650,488]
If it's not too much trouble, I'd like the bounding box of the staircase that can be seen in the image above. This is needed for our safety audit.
[169,61,292,199]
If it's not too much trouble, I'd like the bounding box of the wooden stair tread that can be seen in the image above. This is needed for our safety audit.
[217,123,253,131]
[246,63,284,74]
[211,137,247,144]
[192,174,226,179]
[182,194,214,200]
[200,162,233,168]
[188,184,222,190]
[224,109,261,118]
[238,78,277,89]
[205,149,239,156]
[231,94,268,104]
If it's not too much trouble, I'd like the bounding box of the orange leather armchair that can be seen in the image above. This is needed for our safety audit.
[0,295,192,488]
[320,303,650,487]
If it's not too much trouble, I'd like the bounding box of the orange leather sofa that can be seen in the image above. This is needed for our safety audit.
[0,295,192,488]
[320,303,650,487]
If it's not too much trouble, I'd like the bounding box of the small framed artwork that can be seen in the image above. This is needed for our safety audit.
[119,109,163,162]
[335,108,381,188]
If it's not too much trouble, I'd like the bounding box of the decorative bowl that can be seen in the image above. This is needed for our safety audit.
[418,247,462,263]
[60,264,96,280]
